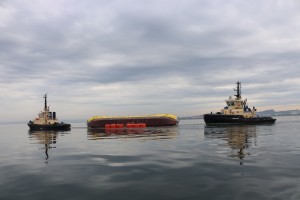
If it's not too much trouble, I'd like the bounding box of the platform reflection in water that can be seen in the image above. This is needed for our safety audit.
[87,127,179,140]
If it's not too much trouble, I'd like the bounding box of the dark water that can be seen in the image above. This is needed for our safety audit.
[1,116,300,200]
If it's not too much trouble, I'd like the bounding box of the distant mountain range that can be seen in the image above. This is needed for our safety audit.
[179,109,300,119]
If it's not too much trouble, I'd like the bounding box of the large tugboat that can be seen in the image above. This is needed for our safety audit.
[28,94,71,130]
[87,114,179,128]
[204,82,276,124]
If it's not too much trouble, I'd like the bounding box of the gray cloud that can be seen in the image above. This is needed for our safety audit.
[1,0,300,121]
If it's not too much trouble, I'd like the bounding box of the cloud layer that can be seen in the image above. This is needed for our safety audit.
[1,0,300,121]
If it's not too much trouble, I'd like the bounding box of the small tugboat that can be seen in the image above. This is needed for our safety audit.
[28,94,71,131]
[204,82,276,125]
[87,114,179,128]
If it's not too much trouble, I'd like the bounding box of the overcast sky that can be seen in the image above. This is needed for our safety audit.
[1,0,300,122]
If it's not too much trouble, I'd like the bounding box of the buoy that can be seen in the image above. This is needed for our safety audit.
[126,123,134,128]
[126,123,146,128]
[110,124,116,128]
[106,124,125,129]
[139,123,146,128]
[116,124,124,128]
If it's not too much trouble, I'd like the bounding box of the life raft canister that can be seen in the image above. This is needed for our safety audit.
[105,124,124,129]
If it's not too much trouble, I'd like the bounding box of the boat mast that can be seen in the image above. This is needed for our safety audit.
[234,81,242,99]
[44,93,47,111]
[44,93,48,124]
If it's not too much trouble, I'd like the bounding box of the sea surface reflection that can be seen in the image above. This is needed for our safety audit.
[204,125,257,164]
[87,126,179,140]
[1,118,300,200]
[28,130,70,163]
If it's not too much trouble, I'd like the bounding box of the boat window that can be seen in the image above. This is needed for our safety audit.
[226,102,230,106]
[230,102,235,106]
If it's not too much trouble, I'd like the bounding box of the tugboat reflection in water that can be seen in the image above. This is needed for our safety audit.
[28,130,69,163]
[204,125,257,166]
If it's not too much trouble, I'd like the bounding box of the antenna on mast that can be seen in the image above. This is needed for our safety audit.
[234,81,242,99]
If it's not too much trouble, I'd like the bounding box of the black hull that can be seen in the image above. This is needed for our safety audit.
[203,114,276,125]
[28,122,71,131]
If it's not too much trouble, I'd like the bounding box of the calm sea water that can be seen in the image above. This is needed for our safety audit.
[0,116,300,200]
